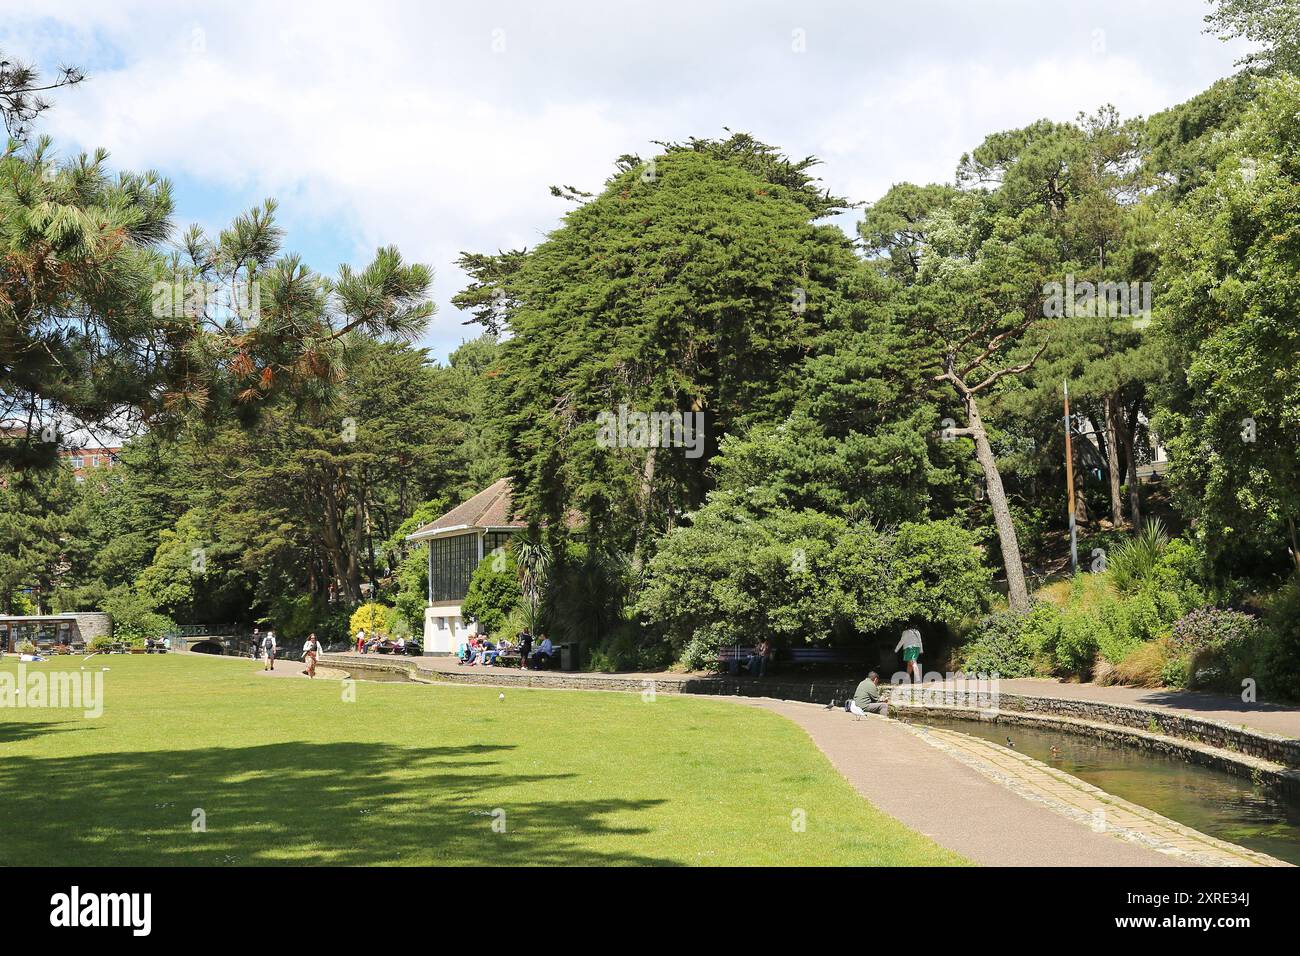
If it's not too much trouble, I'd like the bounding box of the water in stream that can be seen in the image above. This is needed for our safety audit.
[917,715,1300,865]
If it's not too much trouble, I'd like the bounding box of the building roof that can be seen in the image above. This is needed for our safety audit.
[406,478,528,542]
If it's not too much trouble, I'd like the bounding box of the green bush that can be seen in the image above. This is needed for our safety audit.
[1258,580,1300,701]
[1160,654,1190,688]
[271,593,350,646]
[462,548,520,637]
[102,586,172,645]
[587,621,672,672]
[959,610,1034,677]
[1056,611,1107,676]
[1108,519,1169,593]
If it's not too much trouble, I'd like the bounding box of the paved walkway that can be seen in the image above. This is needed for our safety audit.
[734,699,1187,866]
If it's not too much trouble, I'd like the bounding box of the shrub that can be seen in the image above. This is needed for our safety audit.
[1258,580,1300,701]
[102,586,172,645]
[18,639,36,654]
[1108,519,1168,593]
[461,549,520,637]
[1160,654,1190,688]
[271,593,350,647]
[349,602,390,639]
[1169,607,1260,657]
[1055,611,1108,677]
[959,610,1035,678]
[587,621,672,672]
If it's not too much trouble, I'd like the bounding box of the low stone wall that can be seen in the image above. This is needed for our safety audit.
[324,654,859,703]
[892,703,1300,797]
[889,686,1300,769]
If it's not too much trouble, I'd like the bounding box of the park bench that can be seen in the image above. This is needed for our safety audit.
[717,645,872,674]
[784,647,871,669]
[717,645,759,674]
[493,654,521,668]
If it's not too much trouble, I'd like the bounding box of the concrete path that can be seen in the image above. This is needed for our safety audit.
[994,678,1300,739]
[734,698,1186,866]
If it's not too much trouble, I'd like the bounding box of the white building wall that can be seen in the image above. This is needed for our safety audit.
[423,605,478,654]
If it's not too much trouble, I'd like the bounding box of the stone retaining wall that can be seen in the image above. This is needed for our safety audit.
[889,686,1300,769]
[892,704,1300,798]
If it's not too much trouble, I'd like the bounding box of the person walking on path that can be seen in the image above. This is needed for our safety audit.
[895,627,923,683]
[251,627,262,661]
[302,632,323,678]
[847,671,889,718]
[262,630,277,671]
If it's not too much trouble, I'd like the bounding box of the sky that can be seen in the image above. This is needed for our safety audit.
[0,0,1252,362]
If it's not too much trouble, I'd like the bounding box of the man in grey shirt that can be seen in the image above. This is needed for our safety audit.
[847,671,889,718]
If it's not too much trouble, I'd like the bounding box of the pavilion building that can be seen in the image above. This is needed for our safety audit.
[405,478,526,654]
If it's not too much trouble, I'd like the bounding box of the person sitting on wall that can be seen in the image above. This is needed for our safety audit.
[845,671,889,718]
[529,633,555,670]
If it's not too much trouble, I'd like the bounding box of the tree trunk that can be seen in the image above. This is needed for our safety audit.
[1119,404,1142,529]
[1103,393,1125,528]
[966,394,1031,612]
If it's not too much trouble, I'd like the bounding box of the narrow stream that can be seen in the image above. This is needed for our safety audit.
[917,715,1300,865]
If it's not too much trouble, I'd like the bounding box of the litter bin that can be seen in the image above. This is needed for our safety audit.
[560,642,581,671]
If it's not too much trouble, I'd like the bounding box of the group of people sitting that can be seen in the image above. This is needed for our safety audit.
[457,629,557,669]
[353,629,408,655]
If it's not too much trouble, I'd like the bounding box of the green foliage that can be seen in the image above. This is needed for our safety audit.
[270,593,349,647]
[1154,76,1300,572]
[102,586,172,645]
[638,491,991,664]
[461,548,520,637]
[1257,580,1300,700]
[465,136,861,566]
[959,610,1036,678]
[1107,519,1169,592]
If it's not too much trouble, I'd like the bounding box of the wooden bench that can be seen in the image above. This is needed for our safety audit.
[717,645,872,674]
[785,647,871,669]
[493,654,522,668]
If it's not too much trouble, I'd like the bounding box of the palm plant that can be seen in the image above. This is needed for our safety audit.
[1108,518,1169,593]
[516,538,553,636]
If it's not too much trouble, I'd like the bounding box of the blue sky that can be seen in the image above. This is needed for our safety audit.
[1,1,1251,362]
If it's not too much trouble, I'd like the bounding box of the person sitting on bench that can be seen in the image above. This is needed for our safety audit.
[530,634,555,669]
[847,671,888,717]
[747,638,772,677]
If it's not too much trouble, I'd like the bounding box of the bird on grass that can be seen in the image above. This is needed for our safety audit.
[498,692,505,701]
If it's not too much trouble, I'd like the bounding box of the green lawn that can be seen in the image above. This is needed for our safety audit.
[0,654,965,866]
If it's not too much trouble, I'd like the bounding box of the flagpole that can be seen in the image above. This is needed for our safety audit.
[1064,380,1079,575]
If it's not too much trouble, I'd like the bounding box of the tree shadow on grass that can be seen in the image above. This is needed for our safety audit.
[0,718,93,745]
[0,741,675,866]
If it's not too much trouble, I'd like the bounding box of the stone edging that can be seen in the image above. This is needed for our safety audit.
[889,687,1300,769]
[891,703,1300,797]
